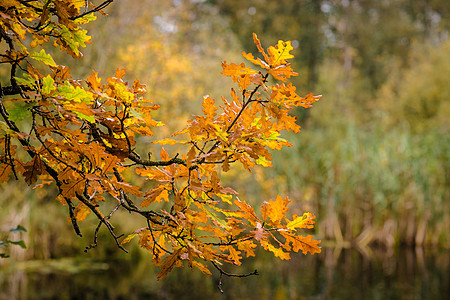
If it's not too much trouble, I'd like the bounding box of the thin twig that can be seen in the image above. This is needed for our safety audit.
[211,261,258,293]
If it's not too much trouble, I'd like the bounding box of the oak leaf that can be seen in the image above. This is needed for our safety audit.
[156,248,183,280]
[22,155,46,185]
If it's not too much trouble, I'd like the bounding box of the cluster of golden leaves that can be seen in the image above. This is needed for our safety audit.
[0,2,321,279]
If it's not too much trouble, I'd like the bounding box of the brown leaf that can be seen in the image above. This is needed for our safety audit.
[22,155,46,185]
[156,248,183,280]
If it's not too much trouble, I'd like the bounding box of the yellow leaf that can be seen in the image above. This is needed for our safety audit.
[153,138,181,145]
[268,40,294,66]
[286,212,316,230]
[261,240,290,260]
[121,233,137,245]
[255,155,272,167]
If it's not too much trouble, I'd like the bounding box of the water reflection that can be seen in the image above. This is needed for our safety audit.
[1,247,448,299]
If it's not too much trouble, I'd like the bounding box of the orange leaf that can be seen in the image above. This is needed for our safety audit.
[142,187,169,207]
[252,33,270,64]
[160,147,169,161]
[260,195,290,224]
[61,177,85,198]
[157,248,183,280]
[242,51,270,69]
[114,181,142,196]
[234,198,260,225]
[237,239,257,257]
[191,260,212,275]
[228,246,242,266]
[87,70,102,91]
[201,96,218,119]
[281,233,322,255]
[74,202,90,221]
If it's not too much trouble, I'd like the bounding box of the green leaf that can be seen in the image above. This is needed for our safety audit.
[14,73,37,88]
[29,49,57,67]
[42,75,56,94]
[73,111,95,123]
[10,225,27,233]
[8,102,34,122]
[0,241,6,248]
[72,28,91,49]
[59,25,91,56]
[57,82,93,104]
[0,253,10,258]
[9,240,27,249]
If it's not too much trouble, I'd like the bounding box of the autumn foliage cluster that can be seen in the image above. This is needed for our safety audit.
[0,0,321,279]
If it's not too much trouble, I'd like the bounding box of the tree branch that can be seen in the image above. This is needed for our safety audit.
[211,261,258,293]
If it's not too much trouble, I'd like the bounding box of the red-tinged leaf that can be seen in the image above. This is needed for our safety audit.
[251,222,268,241]
[33,180,53,189]
[220,186,238,195]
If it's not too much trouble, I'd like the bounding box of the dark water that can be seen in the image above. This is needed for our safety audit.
[1,247,448,300]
